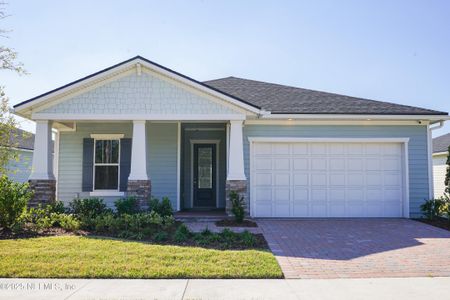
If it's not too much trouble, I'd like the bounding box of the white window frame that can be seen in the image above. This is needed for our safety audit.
[90,134,124,197]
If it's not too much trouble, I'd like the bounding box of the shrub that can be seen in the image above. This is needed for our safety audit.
[229,191,245,223]
[174,224,191,242]
[420,198,446,220]
[69,198,110,219]
[154,231,168,242]
[49,200,66,214]
[55,214,80,231]
[148,196,173,217]
[114,197,140,215]
[0,176,32,230]
[241,230,256,247]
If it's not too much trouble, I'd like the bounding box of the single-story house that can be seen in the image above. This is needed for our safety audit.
[432,133,450,198]
[13,56,449,217]
[4,128,34,183]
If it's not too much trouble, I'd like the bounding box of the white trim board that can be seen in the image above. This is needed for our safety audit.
[32,113,246,121]
[248,137,410,143]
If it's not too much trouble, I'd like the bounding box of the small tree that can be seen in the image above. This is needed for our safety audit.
[445,145,450,194]
[0,3,26,173]
[229,191,245,223]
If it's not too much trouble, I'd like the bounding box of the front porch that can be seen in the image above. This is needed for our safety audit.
[28,119,248,214]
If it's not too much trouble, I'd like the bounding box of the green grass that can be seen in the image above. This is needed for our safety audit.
[0,236,282,279]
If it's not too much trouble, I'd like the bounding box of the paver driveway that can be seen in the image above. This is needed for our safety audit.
[258,219,450,279]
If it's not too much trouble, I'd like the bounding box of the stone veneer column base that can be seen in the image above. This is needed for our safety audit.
[127,180,151,210]
[28,179,56,207]
[225,180,248,216]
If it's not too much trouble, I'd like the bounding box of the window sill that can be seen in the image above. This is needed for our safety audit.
[89,191,124,197]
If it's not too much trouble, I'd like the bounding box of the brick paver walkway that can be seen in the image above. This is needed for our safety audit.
[258,219,450,279]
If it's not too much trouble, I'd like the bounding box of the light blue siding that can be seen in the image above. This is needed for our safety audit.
[147,123,178,209]
[243,125,429,217]
[58,122,178,209]
[58,123,133,207]
[6,150,33,183]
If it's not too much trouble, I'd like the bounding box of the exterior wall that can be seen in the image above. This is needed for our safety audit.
[147,123,178,209]
[58,122,178,208]
[6,150,33,183]
[58,123,133,206]
[433,153,448,198]
[181,123,226,209]
[243,124,429,217]
[39,73,240,115]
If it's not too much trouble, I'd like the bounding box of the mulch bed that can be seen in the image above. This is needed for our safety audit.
[414,217,450,231]
[0,227,86,240]
[215,219,258,227]
[0,226,268,251]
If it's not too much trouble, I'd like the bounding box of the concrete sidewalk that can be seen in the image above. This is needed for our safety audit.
[0,277,449,300]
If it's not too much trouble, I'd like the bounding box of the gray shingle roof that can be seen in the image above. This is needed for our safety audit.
[10,128,35,150]
[433,133,450,153]
[204,77,448,115]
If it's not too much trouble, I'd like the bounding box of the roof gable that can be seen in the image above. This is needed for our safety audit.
[14,56,261,118]
[37,71,243,116]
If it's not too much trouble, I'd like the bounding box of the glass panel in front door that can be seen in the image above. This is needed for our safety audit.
[198,147,212,189]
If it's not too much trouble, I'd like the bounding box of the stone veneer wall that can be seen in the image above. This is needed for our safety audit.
[28,179,56,207]
[225,180,248,216]
[127,180,152,209]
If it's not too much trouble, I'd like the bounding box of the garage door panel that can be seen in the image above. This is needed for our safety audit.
[294,174,308,186]
[252,141,404,218]
[311,159,327,170]
[274,159,290,170]
[255,143,272,155]
[274,173,290,186]
[293,158,308,170]
[311,174,327,186]
[330,173,346,186]
[255,173,272,186]
[255,158,271,170]
[273,143,290,155]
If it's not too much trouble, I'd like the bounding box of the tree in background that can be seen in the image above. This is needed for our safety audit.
[445,145,450,194]
[0,2,26,173]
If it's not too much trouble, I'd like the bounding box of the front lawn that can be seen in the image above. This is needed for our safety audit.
[0,236,282,279]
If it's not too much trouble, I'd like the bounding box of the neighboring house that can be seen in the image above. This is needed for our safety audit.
[4,128,34,183]
[432,133,450,198]
[13,56,449,217]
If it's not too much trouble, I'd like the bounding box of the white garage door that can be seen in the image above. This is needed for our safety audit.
[251,141,405,218]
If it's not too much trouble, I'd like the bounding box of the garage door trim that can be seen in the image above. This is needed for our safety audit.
[248,137,410,218]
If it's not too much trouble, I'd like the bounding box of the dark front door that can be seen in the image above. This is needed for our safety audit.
[193,144,216,208]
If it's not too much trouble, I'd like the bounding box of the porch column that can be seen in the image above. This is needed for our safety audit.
[226,120,247,215]
[127,120,151,208]
[29,120,56,206]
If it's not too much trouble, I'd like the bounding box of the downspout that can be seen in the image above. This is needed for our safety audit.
[428,120,445,199]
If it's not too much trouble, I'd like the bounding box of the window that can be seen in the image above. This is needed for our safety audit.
[94,139,120,190]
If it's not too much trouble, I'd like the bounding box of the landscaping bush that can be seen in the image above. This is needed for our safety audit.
[87,211,175,240]
[174,223,191,243]
[114,197,140,215]
[229,191,245,223]
[69,198,110,219]
[24,204,80,232]
[148,196,173,217]
[0,175,33,230]
[421,198,446,220]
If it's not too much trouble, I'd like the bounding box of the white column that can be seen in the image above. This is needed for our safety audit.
[29,120,55,180]
[227,120,246,180]
[128,120,149,181]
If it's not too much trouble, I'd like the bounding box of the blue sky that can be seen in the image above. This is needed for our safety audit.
[2,0,449,136]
